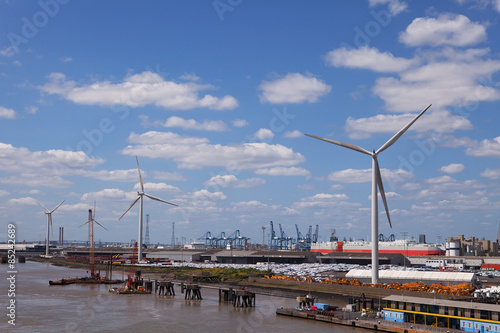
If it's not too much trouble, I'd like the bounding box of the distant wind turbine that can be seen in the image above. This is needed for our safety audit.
[306,104,431,284]
[80,202,107,278]
[119,156,178,261]
[37,200,65,256]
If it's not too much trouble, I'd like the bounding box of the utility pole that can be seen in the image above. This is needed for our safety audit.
[401,231,408,267]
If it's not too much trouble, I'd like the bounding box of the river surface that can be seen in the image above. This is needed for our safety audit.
[1,261,372,332]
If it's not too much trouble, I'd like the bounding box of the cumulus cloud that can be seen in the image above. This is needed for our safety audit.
[0,106,17,119]
[345,110,472,139]
[399,14,487,47]
[232,119,248,127]
[161,116,229,131]
[254,128,275,140]
[294,193,350,209]
[465,136,500,157]
[39,71,238,111]
[255,166,310,177]
[121,131,305,170]
[480,168,500,179]
[327,168,413,184]
[133,182,180,193]
[368,0,407,15]
[440,163,465,174]
[0,142,104,188]
[258,73,331,104]
[283,130,302,138]
[203,175,266,188]
[325,46,415,72]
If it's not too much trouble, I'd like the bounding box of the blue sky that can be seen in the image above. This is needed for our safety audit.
[1,0,500,245]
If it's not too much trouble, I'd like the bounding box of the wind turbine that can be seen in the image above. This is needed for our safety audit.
[80,202,107,278]
[37,200,65,256]
[119,156,178,261]
[306,104,431,284]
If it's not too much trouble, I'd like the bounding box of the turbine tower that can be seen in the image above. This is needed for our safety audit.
[119,156,178,261]
[37,200,65,256]
[80,202,107,278]
[306,104,431,284]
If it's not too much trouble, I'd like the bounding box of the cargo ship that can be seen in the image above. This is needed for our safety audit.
[311,238,445,256]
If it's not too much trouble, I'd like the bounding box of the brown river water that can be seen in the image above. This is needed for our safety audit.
[1,260,371,332]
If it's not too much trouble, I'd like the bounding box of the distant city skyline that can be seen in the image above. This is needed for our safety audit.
[1,1,500,245]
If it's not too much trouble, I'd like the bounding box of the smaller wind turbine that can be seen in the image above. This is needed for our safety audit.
[119,156,178,261]
[80,202,107,279]
[38,200,65,256]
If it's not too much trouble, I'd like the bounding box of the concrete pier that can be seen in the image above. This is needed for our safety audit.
[156,280,175,296]
[182,283,202,300]
[218,287,256,307]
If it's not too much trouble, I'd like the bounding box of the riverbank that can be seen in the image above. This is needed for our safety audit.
[29,256,474,306]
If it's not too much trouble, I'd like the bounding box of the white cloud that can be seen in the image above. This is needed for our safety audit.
[0,46,16,57]
[258,73,331,104]
[294,193,350,209]
[60,57,73,62]
[162,116,229,131]
[179,73,200,81]
[480,168,500,179]
[283,130,302,138]
[440,163,465,174]
[150,170,187,182]
[325,46,415,73]
[79,168,139,182]
[25,106,38,114]
[8,197,38,206]
[0,106,17,119]
[232,119,248,128]
[254,128,275,140]
[327,168,413,184]
[368,0,408,15]
[0,142,104,188]
[494,0,500,12]
[203,175,266,188]
[255,166,310,177]
[122,131,305,170]
[133,182,180,193]
[399,14,487,47]
[465,136,500,157]
[81,189,132,202]
[345,110,472,139]
[39,71,238,111]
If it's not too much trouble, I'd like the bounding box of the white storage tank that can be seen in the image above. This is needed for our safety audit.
[446,241,460,256]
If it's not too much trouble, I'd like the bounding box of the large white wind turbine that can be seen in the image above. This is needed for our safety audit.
[119,157,178,261]
[306,104,431,284]
[38,200,65,256]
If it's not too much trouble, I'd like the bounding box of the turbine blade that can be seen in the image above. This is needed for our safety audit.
[93,200,96,219]
[118,196,140,220]
[305,134,372,156]
[50,200,65,214]
[376,104,432,155]
[144,193,178,206]
[37,201,49,213]
[136,156,144,193]
[79,220,91,228]
[95,220,108,231]
[374,157,392,229]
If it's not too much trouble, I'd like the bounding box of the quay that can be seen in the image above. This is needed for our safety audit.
[276,308,463,332]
